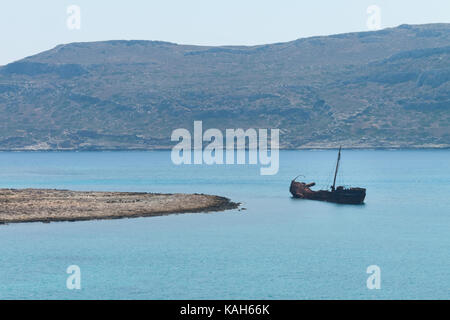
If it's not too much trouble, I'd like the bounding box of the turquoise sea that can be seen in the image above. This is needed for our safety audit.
[0,150,449,299]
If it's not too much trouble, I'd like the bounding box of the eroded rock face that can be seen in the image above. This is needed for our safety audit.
[0,189,239,224]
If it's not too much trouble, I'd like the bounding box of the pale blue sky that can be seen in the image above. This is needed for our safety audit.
[0,0,449,65]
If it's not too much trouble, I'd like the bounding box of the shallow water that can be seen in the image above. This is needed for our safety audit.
[0,150,449,299]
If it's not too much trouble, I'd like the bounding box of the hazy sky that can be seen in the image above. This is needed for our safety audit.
[0,0,449,65]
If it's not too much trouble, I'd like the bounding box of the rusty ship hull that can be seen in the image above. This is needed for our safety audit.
[289,147,366,204]
[290,181,366,204]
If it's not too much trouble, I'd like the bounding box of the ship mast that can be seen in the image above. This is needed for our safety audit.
[332,146,341,191]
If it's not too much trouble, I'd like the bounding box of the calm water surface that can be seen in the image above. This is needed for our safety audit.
[0,150,449,299]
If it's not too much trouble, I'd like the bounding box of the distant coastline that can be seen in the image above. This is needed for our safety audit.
[0,189,240,224]
[0,145,448,152]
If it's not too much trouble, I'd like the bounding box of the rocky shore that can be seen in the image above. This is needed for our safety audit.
[0,189,239,224]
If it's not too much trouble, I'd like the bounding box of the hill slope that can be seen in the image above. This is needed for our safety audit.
[0,23,449,150]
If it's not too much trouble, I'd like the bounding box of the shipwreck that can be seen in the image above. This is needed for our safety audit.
[290,147,366,204]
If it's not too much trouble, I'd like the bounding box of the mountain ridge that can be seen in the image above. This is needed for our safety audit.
[0,23,449,150]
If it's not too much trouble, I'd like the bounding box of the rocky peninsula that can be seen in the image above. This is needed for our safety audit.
[0,189,239,224]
